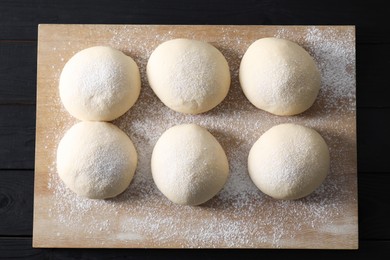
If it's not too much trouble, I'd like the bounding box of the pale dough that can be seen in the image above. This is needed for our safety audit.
[239,37,321,116]
[56,121,138,199]
[151,124,229,205]
[59,46,141,121]
[248,123,329,200]
[147,38,231,114]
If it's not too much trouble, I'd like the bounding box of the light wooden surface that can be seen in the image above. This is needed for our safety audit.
[33,24,357,249]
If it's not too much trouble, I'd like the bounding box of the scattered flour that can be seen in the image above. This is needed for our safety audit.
[42,25,357,248]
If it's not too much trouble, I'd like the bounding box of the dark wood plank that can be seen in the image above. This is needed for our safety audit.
[357,108,390,173]
[0,104,388,172]
[0,170,389,239]
[0,238,389,258]
[0,170,33,236]
[0,0,388,257]
[2,104,389,173]
[358,173,390,240]
[0,41,388,108]
[0,238,42,259]
[0,0,388,43]
[0,42,37,104]
[357,44,390,108]
[0,105,35,169]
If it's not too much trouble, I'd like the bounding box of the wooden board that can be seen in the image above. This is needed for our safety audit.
[33,24,357,249]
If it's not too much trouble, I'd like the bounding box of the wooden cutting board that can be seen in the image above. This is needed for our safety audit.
[33,24,357,249]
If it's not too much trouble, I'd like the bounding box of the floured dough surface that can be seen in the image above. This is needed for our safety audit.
[56,121,138,199]
[239,37,321,116]
[151,124,229,205]
[248,123,330,200]
[59,46,141,121]
[147,38,230,114]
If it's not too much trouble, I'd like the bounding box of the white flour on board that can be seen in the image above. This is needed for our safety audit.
[44,26,356,248]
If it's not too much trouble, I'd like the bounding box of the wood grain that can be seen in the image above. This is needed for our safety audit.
[0,104,386,173]
[358,173,390,239]
[357,44,390,108]
[2,238,390,259]
[0,105,388,172]
[0,105,36,169]
[1,171,389,240]
[0,0,389,257]
[1,41,389,108]
[0,170,34,236]
[33,24,357,249]
[0,238,43,259]
[357,108,390,172]
[0,42,37,104]
[0,0,388,43]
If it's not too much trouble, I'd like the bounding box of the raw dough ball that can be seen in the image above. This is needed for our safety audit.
[239,37,321,116]
[59,46,141,121]
[248,123,329,200]
[57,121,138,199]
[151,124,229,205]
[147,38,230,114]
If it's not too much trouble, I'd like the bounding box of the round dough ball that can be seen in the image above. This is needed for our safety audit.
[59,46,141,121]
[151,124,229,205]
[147,38,230,114]
[57,121,138,199]
[248,123,329,200]
[239,37,321,116]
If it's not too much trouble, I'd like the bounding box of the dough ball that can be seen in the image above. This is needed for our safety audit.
[151,124,229,205]
[147,38,230,114]
[59,46,141,121]
[239,37,321,116]
[248,123,329,200]
[57,121,138,199]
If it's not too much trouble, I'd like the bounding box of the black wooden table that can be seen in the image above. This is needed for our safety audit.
[1,0,389,258]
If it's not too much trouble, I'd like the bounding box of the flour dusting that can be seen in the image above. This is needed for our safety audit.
[42,25,357,248]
